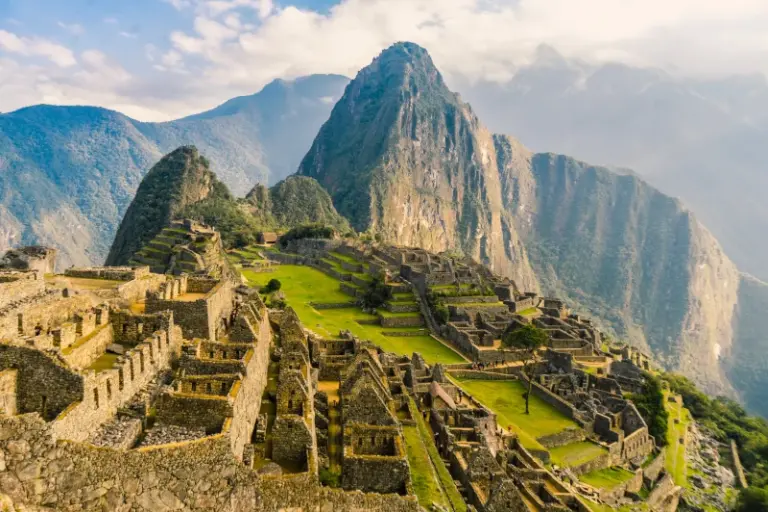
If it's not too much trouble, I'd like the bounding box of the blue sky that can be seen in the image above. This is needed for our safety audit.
[0,0,766,121]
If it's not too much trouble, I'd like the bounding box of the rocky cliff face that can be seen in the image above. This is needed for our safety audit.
[495,138,739,393]
[298,43,539,292]
[298,42,741,395]
[106,146,224,266]
[729,275,768,415]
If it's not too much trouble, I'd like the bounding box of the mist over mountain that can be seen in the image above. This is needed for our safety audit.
[450,46,768,282]
[0,74,348,268]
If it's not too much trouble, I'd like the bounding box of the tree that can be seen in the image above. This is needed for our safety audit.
[736,487,768,512]
[629,373,669,446]
[362,278,392,309]
[502,323,548,414]
[263,278,282,293]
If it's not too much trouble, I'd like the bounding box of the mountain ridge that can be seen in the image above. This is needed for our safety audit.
[0,74,349,268]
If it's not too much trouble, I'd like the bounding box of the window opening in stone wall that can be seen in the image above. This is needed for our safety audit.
[93,388,99,409]
[209,350,215,359]
[129,359,134,380]
[206,382,212,393]
[17,314,23,334]
[41,395,47,415]
[106,380,112,399]
[122,323,128,334]
[139,352,145,373]
[192,382,197,392]
[118,368,124,390]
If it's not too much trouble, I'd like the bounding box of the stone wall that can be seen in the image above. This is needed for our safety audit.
[271,416,313,466]
[537,427,586,449]
[379,315,424,328]
[0,370,17,415]
[116,274,165,303]
[0,346,83,421]
[0,273,44,311]
[155,394,232,433]
[643,451,665,484]
[341,455,410,495]
[8,293,94,341]
[146,280,233,341]
[596,469,643,505]
[62,324,114,370]
[65,267,150,281]
[447,370,518,381]
[111,311,173,346]
[51,327,181,442]
[228,307,271,459]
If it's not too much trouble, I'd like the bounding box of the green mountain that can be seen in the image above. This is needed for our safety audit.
[246,175,351,233]
[106,146,227,266]
[108,147,350,265]
[298,42,740,398]
[0,75,349,268]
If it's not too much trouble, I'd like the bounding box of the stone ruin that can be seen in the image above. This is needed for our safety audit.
[0,239,685,511]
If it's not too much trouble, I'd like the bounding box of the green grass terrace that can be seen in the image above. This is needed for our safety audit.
[242,265,465,364]
[579,467,635,490]
[664,392,690,487]
[449,377,579,451]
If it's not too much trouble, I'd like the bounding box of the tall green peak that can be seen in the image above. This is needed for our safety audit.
[267,176,351,233]
[106,146,227,266]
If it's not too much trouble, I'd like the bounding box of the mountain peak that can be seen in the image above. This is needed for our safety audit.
[105,146,226,265]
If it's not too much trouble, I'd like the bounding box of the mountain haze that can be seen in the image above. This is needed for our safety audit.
[0,75,349,268]
[453,48,768,282]
[298,42,741,397]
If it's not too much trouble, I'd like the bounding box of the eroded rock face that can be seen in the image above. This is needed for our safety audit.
[298,42,539,292]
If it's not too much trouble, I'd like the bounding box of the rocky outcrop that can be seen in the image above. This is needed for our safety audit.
[106,146,225,266]
[298,42,539,291]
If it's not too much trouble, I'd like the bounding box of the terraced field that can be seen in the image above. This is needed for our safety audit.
[242,265,465,364]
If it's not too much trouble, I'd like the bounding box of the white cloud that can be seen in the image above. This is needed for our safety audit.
[0,30,77,67]
[4,0,768,122]
[120,32,138,39]
[164,0,193,10]
[157,0,768,95]
[57,22,84,36]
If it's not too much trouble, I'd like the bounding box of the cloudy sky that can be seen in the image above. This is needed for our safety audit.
[1,0,767,121]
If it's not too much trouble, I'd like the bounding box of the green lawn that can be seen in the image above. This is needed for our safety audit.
[580,467,635,490]
[550,441,607,468]
[450,377,580,451]
[664,393,690,486]
[243,266,465,364]
[403,426,449,510]
[378,310,423,318]
[329,251,362,265]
